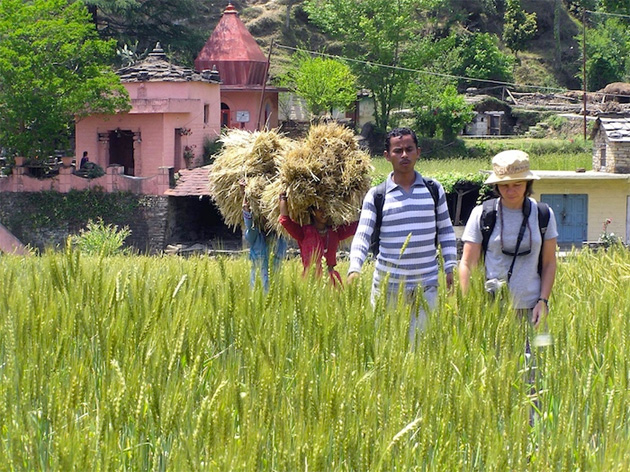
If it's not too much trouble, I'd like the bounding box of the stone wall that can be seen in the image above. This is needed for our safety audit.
[609,142,630,173]
[592,130,630,173]
[0,191,169,254]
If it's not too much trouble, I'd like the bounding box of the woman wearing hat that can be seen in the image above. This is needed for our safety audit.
[459,150,558,328]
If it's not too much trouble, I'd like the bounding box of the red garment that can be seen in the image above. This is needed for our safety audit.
[279,215,358,282]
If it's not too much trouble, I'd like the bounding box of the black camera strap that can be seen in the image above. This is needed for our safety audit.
[506,199,531,283]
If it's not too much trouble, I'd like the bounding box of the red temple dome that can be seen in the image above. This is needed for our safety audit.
[194,3,268,86]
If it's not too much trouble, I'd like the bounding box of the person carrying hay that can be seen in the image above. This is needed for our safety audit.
[240,179,287,292]
[278,192,358,285]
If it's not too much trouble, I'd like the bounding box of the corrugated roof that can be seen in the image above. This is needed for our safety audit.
[194,4,268,86]
[119,43,221,84]
[165,166,212,196]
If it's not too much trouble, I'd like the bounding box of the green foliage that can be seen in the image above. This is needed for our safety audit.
[81,0,206,66]
[370,138,592,188]
[86,162,106,178]
[578,18,630,91]
[2,248,630,468]
[70,218,131,255]
[598,0,630,15]
[502,0,537,56]
[453,32,515,89]
[202,135,223,166]
[281,51,357,117]
[409,84,475,142]
[3,189,139,239]
[0,0,130,158]
[304,0,447,132]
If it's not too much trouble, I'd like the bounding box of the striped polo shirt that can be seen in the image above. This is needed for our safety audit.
[348,171,457,291]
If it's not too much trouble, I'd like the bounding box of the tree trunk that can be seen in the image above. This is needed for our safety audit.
[285,0,294,30]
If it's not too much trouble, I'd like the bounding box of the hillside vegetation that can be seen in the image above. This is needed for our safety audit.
[223,0,582,90]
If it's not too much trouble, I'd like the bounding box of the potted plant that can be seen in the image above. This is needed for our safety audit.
[183,145,196,169]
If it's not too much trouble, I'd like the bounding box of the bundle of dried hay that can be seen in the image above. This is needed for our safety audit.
[262,122,372,233]
[208,129,293,231]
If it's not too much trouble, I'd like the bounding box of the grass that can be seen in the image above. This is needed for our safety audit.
[370,138,593,183]
[1,246,630,470]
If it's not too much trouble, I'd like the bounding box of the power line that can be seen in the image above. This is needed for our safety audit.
[275,43,569,94]
[585,9,630,20]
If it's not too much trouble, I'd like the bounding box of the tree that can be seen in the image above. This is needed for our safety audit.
[80,0,207,65]
[0,0,130,158]
[452,32,515,90]
[409,83,474,142]
[502,0,537,56]
[281,52,357,118]
[579,18,630,91]
[303,0,446,133]
[599,0,630,15]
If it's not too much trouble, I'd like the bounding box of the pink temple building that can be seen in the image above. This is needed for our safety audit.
[1,3,280,196]
[75,43,222,179]
[195,2,280,132]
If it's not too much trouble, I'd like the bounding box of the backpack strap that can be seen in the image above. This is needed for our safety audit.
[536,201,550,276]
[480,198,498,255]
[423,178,440,247]
[369,181,387,255]
[423,178,440,217]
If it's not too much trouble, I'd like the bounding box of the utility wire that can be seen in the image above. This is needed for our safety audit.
[275,43,568,93]
[585,9,630,20]
[275,43,630,100]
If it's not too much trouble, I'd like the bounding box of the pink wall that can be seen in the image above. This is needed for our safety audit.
[221,91,279,131]
[75,81,221,176]
[0,165,173,196]
[0,221,27,255]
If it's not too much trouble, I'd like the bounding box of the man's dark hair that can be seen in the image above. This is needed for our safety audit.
[385,127,418,151]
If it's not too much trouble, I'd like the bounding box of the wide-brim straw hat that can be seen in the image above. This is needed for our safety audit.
[485,149,540,184]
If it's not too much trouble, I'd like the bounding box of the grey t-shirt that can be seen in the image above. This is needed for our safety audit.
[462,198,558,309]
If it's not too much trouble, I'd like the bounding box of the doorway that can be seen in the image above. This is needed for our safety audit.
[109,129,135,175]
[540,194,588,248]
[221,103,230,128]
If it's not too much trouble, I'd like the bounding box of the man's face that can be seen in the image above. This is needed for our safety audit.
[384,134,420,174]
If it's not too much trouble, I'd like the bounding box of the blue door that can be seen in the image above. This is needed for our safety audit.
[540,194,588,247]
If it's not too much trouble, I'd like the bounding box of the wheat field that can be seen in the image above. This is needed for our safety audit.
[1,246,629,470]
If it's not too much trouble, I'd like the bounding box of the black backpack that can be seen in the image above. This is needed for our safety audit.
[369,178,440,256]
[480,197,550,276]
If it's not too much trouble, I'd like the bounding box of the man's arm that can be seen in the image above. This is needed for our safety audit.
[434,183,457,282]
[458,241,481,294]
[347,190,377,282]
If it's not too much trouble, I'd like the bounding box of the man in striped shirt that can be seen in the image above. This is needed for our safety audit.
[347,128,457,334]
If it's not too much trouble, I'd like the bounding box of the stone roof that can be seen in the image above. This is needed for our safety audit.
[593,115,630,142]
[118,43,221,84]
[164,166,212,196]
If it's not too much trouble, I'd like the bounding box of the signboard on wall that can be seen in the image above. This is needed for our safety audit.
[235,111,250,123]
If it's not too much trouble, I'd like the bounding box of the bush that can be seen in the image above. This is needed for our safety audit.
[70,218,131,256]
[202,136,223,165]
